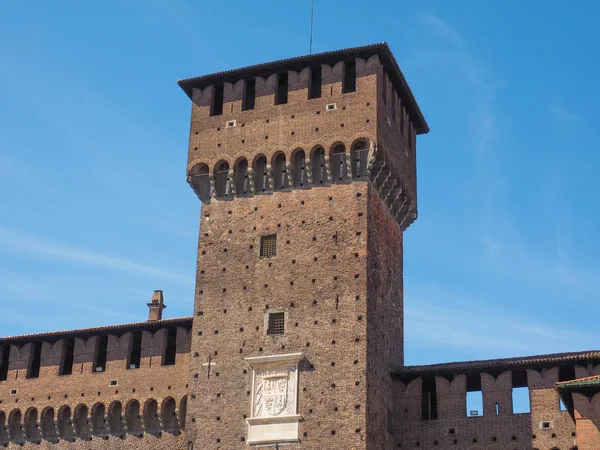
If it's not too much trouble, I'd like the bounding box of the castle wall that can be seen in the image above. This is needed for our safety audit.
[391,364,599,450]
[0,324,190,448]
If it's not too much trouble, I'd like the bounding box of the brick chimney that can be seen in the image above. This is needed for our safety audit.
[147,290,166,321]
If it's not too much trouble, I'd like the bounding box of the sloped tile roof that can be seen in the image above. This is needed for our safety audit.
[556,375,600,389]
[392,350,600,379]
[0,317,193,346]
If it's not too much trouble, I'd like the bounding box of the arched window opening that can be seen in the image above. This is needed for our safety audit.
[57,406,73,441]
[107,402,124,436]
[311,147,326,185]
[24,408,40,441]
[214,161,231,199]
[272,153,288,191]
[235,158,249,196]
[125,400,142,436]
[0,411,8,444]
[291,150,308,188]
[40,408,56,441]
[143,400,160,435]
[351,140,370,179]
[161,397,179,434]
[8,410,23,442]
[74,405,90,440]
[179,395,188,431]
[90,403,106,437]
[189,163,211,203]
[330,144,348,183]
[253,155,268,194]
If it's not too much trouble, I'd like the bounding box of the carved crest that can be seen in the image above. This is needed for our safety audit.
[263,375,288,416]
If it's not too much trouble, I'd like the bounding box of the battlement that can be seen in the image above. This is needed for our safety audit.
[0,317,192,447]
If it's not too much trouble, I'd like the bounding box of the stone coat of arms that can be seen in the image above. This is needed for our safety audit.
[254,368,296,418]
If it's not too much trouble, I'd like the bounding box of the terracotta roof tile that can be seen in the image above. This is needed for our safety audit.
[392,350,600,379]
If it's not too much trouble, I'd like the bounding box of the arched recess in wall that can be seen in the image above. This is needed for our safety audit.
[330,143,348,183]
[57,406,74,441]
[125,400,143,436]
[8,409,22,442]
[310,146,326,185]
[272,152,288,191]
[351,139,370,179]
[253,154,269,194]
[214,160,231,199]
[179,395,187,431]
[91,403,106,436]
[107,401,124,436]
[24,407,40,441]
[143,399,160,435]
[0,411,8,444]
[162,397,179,433]
[189,163,211,203]
[73,404,91,440]
[40,408,56,441]
[291,148,308,188]
[234,157,249,196]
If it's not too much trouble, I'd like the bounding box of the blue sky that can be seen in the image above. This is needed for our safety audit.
[1,1,599,367]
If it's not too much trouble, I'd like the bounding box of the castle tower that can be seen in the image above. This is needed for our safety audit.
[178,43,428,449]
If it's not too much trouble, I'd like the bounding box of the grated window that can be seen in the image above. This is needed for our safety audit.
[260,234,277,258]
[268,313,285,335]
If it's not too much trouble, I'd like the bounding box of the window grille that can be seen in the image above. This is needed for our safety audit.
[268,312,285,335]
[260,235,277,258]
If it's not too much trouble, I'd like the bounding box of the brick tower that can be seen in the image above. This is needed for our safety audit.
[178,43,428,449]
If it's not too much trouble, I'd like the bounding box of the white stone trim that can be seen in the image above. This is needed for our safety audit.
[245,352,303,365]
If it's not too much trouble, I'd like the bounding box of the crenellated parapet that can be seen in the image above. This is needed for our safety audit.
[391,350,600,449]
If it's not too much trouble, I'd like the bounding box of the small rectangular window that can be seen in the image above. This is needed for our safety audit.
[260,234,277,258]
[267,312,285,335]
[94,335,108,373]
[308,66,322,99]
[27,342,42,379]
[275,72,288,105]
[0,346,10,381]
[59,338,75,376]
[343,60,356,93]
[163,328,177,366]
[242,79,256,111]
[210,84,224,116]
[128,331,142,370]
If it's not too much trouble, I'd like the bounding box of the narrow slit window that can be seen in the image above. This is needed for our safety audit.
[94,335,108,373]
[421,377,437,420]
[242,79,256,111]
[163,328,177,366]
[275,72,288,105]
[27,342,42,379]
[210,84,224,116]
[343,60,356,93]
[267,313,285,335]
[260,234,277,258]
[128,332,142,369]
[59,338,75,376]
[0,345,10,381]
[309,66,322,99]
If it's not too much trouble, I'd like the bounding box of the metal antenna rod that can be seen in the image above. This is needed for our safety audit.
[309,0,314,54]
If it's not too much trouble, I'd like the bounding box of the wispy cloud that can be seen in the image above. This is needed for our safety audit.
[0,227,192,284]
[405,286,600,360]
[422,13,464,47]
[550,104,579,122]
